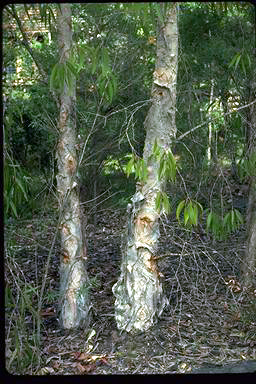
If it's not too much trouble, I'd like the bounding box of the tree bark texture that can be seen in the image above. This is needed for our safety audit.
[56,4,89,329]
[113,4,178,333]
[243,66,256,288]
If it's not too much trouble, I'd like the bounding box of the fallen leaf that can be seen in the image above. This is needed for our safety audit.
[73,351,81,359]
[40,307,56,317]
[83,363,96,373]
[100,356,108,365]
[77,352,89,361]
[52,361,60,370]
[76,362,86,373]
[38,367,55,375]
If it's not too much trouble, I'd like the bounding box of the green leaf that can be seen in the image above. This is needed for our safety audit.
[4,190,10,213]
[126,157,135,177]
[188,200,193,214]
[77,48,85,71]
[223,209,243,234]
[157,149,176,182]
[206,211,225,240]
[241,58,246,76]
[223,211,230,227]
[98,78,105,97]
[165,150,176,181]
[16,177,28,201]
[184,205,189,225]
[229,52,240,70]
[66,60,78,77]
[228,53,238,69]
[50,63,65,92]
[196,201,203,215]
[153,139,161,160]
[64,64,76,94]
[234,209,243,225]
[158,156,166,180]
[162,192,171,214]
[137,158,148,181]
[176,200,185,223]
[153,139,158,154]
[91,46,100,74]
[223,212,232,233]
[91,56,98,75]
[234,53,241,71]
[231,209,235,226]
[206,211,213,231]
[10,200,18,218]
[246,53,251,68]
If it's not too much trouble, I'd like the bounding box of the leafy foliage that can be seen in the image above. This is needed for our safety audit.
[50,61,77,95]
[206,210,224,240]
[126,154,148,182]
[176,199,203,227]
[223,209,243,234]
[4,150,29,219]
[158,149,177,182]
[126,141,178,183]
[150,140,178,183]
[206,209,243,240]
[240,151,256,178]
[155,190,171,214]
[229,50,252,76]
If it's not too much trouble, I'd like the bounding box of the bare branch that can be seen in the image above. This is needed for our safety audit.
[177,99,256,141]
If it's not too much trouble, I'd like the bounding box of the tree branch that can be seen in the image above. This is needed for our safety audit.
[177,99,256,141]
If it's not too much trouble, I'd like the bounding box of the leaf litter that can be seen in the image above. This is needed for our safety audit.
[5,210,256,374]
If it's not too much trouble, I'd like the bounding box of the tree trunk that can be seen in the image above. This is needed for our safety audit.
[207,78,214,166]
[113,4,178,333]
[56,4,89,329]
[242,65,256,288]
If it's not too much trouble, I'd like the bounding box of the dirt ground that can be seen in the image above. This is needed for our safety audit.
[5,209,256,375]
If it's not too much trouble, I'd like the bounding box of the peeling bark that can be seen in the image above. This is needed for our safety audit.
[242,66,256,288]
[113,4,178,333]
[244,181,256,287]
[56,4,89,329]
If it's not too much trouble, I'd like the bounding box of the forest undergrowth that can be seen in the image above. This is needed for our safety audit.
[5,207,256,375]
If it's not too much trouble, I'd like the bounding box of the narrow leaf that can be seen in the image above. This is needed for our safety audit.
[16,178,28,200]
[10,200,18,218]
[234,209,243,225]
[184,205,189,225]
[162,192,171,214]
[176,200,185,223]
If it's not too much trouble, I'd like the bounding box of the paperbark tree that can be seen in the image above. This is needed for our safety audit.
[241,4,256,288]
[56,4,89,329]
[112,3,179,333]
[242,65,256,288]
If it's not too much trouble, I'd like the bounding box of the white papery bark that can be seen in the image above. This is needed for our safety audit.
[113,4,179,333]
